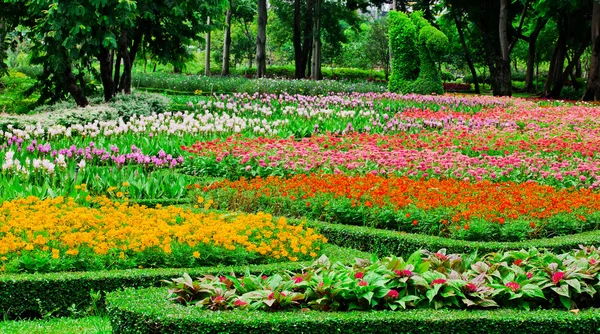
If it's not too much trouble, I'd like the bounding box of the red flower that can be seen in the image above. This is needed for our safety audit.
[293,277,303,284]
[358,280,368,287]
[552,271,565,285]
[526,272,533,279]
[355,272,364,279]
[434,253,448,261]
[465,283,477,292]
[219,276,227,282]
[395,269,413,277]
[261,275,268,280]
[505,282,520,292]
[430,278,447,287]
[590,258,597,265]
[318,282,324,287]
[233,299,248,307]
[514,259,523,266]
[213,295,225,303]
[306,201,311,207]
[386,289,399,299]
[267,292,275,300]
[412,220,418,226]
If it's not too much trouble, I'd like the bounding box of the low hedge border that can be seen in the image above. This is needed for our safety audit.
[308,219,600,256]
[0,245,368,319]
[107,287,600,334]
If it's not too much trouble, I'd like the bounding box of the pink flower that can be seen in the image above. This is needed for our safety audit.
[233,299,248,307]
[465,283,477,292]
[434,253,448,261]
[354,272,364,279]
[505,282,520,292]
[293,277,303,284]
[552,271,565,285]
[395,269,413,277]
[526,272,533,279]
[430,278,447,287]
[590,258,597,265]
[261,275,268,280]
[358,280,368,287]
[213,295,225,303]
[386,289,399,299]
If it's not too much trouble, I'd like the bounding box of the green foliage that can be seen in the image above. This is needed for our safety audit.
[388,11,448,95]
[107,286,600,333]
[388,11,418,93]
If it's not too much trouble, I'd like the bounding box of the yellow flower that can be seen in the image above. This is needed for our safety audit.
[1,256,7,261]
[197,196,204,204]
[122,182,130,187]
[66,249,79,256]
[51,249,60,259]
[193,251,200,258]
[107,186,117,192]
[24,244,34,251]
[116,192,124,198]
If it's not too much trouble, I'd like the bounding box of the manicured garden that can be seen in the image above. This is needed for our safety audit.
[1,89,600,333]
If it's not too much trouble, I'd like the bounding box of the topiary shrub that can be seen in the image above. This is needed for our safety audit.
[388,11,448,95]
[388,11,419,93]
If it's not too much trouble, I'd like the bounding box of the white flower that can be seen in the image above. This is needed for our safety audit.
[77,159,86,170]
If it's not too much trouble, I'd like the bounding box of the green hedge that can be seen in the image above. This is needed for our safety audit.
[0,244,368,319]
[107,287,600,334]
[309,220,600,256]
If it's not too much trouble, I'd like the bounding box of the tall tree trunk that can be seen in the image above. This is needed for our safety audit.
[551,43,587,97]
[293,0,305,78]
[98,47,115,101]
[544,14,567,98]
[583,0,600,101]
[256,0,267,78]
[302,0,314,78]
[524,18,547,92]
[222,3,232,76]
[205,16,211,76]
[497,0,512,96]
[63,65,88,107]
[118,31,132,94]
[454,11,480,94]
[311,0,322,80]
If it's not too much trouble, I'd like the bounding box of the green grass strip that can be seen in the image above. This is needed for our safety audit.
[107,287,600,334]
[0,316,111,334]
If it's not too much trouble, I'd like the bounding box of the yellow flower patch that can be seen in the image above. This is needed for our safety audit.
[0,196,326,273]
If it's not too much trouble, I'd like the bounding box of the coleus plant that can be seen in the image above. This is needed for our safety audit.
[164,247,600,312]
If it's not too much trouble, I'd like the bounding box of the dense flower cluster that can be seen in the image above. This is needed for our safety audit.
[0,196,326,273]
[199,174,600,241]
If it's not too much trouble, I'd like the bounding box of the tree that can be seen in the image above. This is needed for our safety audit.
[222,1,233,76]
[256,0,267,77]
[583,0,600,101]
[6,0,222,106]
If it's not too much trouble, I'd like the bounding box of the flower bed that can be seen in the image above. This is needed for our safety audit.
[163,248,600,311]
[198,174,600,241]
[0,196,326,273]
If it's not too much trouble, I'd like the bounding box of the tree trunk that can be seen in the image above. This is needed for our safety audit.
[118,31,132,94]
[497,0,512,96]
[205,16,211,76]
[98,47,115,101]
[311,0,322,80]
[551,43,587,97]
[293,0,305,78]
[583,0,600,101]
[302,0,314,78]
[454,11,480,94]
[524,19,547,93]
[222,3,232,76]
[63,65,88,107]
[544,14,567,98]
[256,0,267,78]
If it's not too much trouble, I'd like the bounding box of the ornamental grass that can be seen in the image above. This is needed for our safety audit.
[199,174,600,242]
[0,196,326,273]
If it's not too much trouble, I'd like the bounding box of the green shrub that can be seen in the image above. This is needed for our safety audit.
[0,244,367,319]
[107,287,600,334]
[388,11,448,95]
[309,219,600,257]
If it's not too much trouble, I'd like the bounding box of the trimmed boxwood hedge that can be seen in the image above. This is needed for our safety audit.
[107,287,600,334]
[308,220,600,256]
[0,245,368,319]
